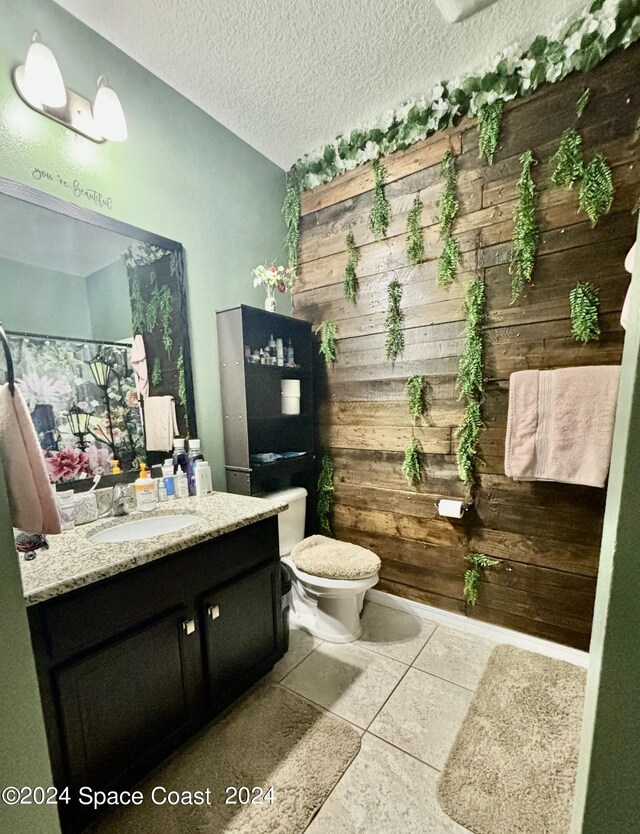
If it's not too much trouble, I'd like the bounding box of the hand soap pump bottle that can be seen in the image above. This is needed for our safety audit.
[187,439,204,497]
[135,464,157,512]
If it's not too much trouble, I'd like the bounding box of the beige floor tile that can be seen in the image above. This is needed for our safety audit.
[280,641,407,729]
[266,627,322,682]
[413,625,496,690]
[306,732,471,834]
[369,667,472,769]
[357,602,438,664]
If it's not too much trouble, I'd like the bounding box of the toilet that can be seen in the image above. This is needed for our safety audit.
[265,486,380,643]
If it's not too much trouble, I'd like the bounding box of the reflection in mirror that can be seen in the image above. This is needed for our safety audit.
[0,184,196,486]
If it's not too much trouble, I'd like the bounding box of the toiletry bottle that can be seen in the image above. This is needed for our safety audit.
[135,464,157,512]
[157,479,168,502]
[174,469,189,499]
[110,460,122,475]
[268,334,276,364]
[162,458,176,500]
[287,338,294,366]
[194,459,213,497]
[187,439,205,496]
[276,337,284,367]
[172,438,188,475]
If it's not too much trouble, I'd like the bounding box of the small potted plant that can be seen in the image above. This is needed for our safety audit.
[252,263,296,312]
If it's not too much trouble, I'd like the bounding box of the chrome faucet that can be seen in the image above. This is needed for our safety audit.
[111,484,133,517]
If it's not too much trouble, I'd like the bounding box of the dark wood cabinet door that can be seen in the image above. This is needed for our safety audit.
[203,561,282,708]
[55,606,203,794]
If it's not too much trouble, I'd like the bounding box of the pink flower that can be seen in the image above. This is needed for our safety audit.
[277,282,286,293]
[46,448,90,482]
[285,268,291,275]
[269,265,276,273]
[125,390,139,408]
[86,444,114,476]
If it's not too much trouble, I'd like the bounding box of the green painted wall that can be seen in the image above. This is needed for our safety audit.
[0,255,93,338]
[571,219,640,831]
[86,258,131,342]
[0,0,286,489]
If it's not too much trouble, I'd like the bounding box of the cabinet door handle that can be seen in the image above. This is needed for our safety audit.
[207,605,220,621]
[182,619,197,635]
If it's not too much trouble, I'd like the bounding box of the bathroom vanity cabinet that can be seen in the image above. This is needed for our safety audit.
[27,516,283,832]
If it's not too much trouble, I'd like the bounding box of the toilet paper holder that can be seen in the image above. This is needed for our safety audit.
[434,498,473,519]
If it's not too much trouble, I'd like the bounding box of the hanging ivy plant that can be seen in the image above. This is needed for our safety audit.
[437,151,460,288]
[344,231,360,303]
[282,175,301,274]
[402,435,421,486]
[509,150,539,303]
[130,279,145,336]
[575,88,591,118]
[317,453,335,536]
[570,282,601,344]
[551,128,584,189]
[456,279,486,489]
[478,99,504,165]
[464,553,499,606]
[177,346,187,408]
[151,358,162,387]
[406,195,425,265]
[579,153,614,227]
[384,278,404,362]
[319,321,339,365]
[369,158,390,240]
[405,375,427,423]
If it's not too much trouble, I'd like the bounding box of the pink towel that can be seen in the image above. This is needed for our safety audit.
[0,383,61,534]
[130,334,149,400]
[144,396,178,452]
[505,366,620,488]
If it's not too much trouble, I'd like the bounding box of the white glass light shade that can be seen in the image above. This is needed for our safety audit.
[93,81,127,142]
[23,40,67,108]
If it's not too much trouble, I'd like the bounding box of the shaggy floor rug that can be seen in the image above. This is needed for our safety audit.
[437,644,586,834]
[93,683,360,834]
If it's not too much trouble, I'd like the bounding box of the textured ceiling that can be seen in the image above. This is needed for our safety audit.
[53,0,586,169]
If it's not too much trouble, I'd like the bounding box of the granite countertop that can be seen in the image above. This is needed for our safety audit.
[20,492,287,606]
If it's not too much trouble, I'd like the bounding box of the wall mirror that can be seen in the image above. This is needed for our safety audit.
[0,177,197,487]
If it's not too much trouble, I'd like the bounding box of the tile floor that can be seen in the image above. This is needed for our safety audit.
[267,600,497,833]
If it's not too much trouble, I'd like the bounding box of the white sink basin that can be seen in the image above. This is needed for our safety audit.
[89,515,198,544]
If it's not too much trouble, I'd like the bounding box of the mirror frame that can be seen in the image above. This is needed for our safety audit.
[0,176,199,467]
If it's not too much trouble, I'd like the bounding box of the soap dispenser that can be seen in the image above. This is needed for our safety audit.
[135,464,157,512]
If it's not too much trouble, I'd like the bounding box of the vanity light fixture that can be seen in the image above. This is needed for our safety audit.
[12,31,128,143]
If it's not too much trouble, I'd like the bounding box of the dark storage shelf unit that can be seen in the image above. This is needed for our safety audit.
[216,305,315,522]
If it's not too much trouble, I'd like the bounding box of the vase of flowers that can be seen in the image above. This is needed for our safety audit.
[252,263,296,312]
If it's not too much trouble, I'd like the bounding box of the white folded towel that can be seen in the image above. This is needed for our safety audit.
[144,396,178,452]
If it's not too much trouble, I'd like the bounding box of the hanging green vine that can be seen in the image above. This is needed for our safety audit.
[402,435,421,486]
[406,195,425,265]
[575,88,591,118]
[344,231,360,303]
[509,150,539,303]
[478,99,504,165]
[130,279,145,336]
[319,321,339,365]
[369,159,390,240]
[145,284,174,358]
[282,175,301,274]
[317,453,335,536]
[551,128,584,189]
[579,153,614,227]
[464,553,499,606]
[151,358,162,387]
[456,279,486,489]
[570,282,601,344]
[177,346,187,408]
[405,375,427,423]
[384,278,404,362]
[437,151,460,288]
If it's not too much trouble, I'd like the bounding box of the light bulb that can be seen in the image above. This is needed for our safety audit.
[93,78,127,142]
[23,37,66,108]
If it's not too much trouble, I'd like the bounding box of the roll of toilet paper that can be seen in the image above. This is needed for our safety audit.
[281,379,301,397]
[282,395,301,415]
[437,499,465,519]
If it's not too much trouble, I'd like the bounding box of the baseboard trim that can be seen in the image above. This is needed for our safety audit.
[365,588,589,668]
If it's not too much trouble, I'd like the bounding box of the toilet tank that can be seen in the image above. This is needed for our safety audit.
[264,487,307,556]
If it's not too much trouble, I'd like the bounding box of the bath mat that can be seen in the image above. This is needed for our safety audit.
[437,644,586,834]
[92,683,360,834]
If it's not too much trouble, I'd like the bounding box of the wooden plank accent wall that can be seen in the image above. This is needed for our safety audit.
[292,44,640,650]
